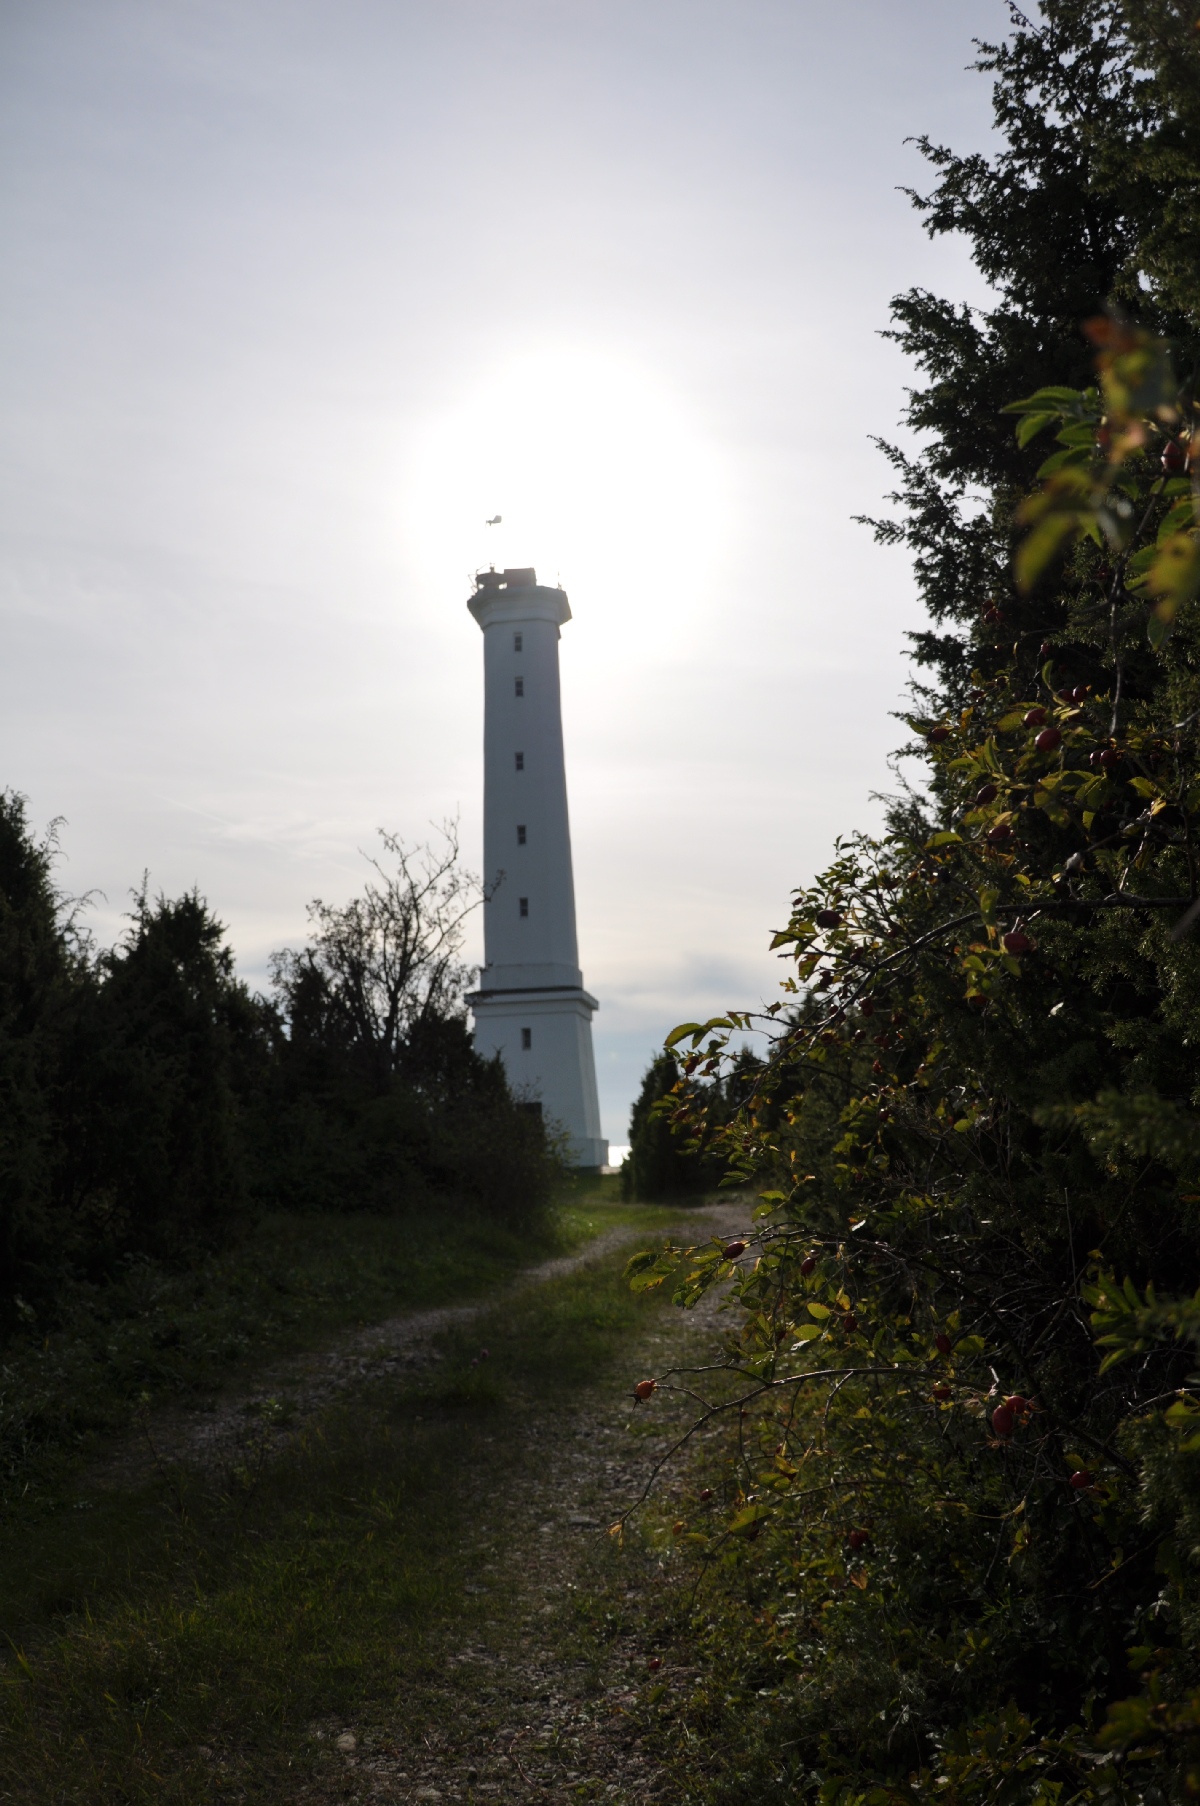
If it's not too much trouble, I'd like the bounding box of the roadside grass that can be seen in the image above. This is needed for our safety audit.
[0,1174,656,1516]
[0,1203,685,1803]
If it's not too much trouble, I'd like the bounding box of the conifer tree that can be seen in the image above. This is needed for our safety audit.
[631,6,1200,1797]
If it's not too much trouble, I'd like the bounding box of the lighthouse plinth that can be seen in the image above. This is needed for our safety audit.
[466,567,607,1170]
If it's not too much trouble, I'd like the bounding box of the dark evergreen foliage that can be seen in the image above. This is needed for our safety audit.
[0,803,551,1322]
[868,0,1200,717]
[634,6,1200,1799]
[0,794,72,1319]
[622,1055,711,1200]
[622,1048,763,1201]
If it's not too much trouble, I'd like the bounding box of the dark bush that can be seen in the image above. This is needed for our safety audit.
[0,808,554,1325]
[622,1048,762,1201]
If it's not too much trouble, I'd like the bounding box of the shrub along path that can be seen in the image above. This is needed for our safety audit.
[0,1196,748,1804]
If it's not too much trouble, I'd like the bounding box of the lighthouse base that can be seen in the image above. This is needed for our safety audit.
[468,984,608,1170]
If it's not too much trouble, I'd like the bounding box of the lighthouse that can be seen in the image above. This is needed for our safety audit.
[466,567,607,1170]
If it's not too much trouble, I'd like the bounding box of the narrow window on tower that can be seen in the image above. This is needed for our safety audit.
[517,824,526,845]
[521,1027,532,1050]
[514,633,522,652]
[515,752,524,770]
[515,678,524,697]
[519,897,529,917]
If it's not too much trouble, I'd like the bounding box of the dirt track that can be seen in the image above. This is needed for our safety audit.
[295,1198,750,1805]
[102,1211,740,1493]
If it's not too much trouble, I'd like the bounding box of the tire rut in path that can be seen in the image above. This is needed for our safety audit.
[98,1219,706,1491]
[298,1200,750,1806]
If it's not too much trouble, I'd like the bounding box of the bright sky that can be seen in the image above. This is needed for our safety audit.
[0,0,1003,1146]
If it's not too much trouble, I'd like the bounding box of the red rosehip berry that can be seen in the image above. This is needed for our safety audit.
[975,783,998,806]
[929,726,951,743]
[634,1379,657,1401]
[1162,438,1187,474]
[1069,1469,1093,1491]
[648,1656,663,1672]
[800,1255,817,1276]
[699,1487,713,1502]
[935,1333,952,1356]
[991,1403,1015,1438]
[842,1313,859,1332]
[1071,686,1089,704]
[815,909,842,929]
[1099,748,1120,770]
[932,1384,952,1402]
[860,997,875,1017]
[1039,641,1053,658]
[1024,706,1047,727]
[1002,930,1034,955]
[847,1528,869,1550]
[987,823,1014,843]
[723,1240,747,1261]
[1035,726,1062,752]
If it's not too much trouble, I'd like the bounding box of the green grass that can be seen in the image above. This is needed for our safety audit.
[0,1221,683,1803]
[0,1175,663,1511]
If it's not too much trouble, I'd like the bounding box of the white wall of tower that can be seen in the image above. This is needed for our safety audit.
[467,570,607,1170]
[470,992,605,1155]
[479,600,580,988]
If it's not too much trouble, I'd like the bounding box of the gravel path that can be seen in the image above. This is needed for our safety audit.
[293,1199,751,1805]
[86,1199,753,1802]
[100,1220,705,1490]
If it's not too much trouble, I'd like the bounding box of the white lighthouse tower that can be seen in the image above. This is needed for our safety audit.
[466,566,607,1170]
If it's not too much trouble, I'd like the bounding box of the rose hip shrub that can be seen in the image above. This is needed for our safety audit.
[626,9,1200,1802]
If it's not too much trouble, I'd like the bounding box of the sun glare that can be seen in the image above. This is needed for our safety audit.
[403,346,729,653]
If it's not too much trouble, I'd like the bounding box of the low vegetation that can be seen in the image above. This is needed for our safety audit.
[626,7,1200,1802]
[0,1192,684,1804]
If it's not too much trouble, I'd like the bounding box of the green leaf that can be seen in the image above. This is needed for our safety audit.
[728,1503,772,1535]
[1148,608,1175,652]
[1003,384,1092,414]
[1148,534,1200,619]
[1016,511,1086,591]
[1036,445,1090,476]
[1157,496,1195,542]
[1015,411,1058,447]
[663,1015,735,1051]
